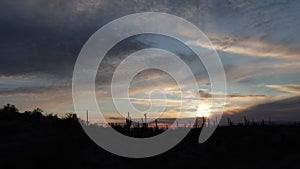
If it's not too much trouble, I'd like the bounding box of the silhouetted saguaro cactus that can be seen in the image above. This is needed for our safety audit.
[244,116,250,126]
[227,117,233,126]
[201,116,206,128]
[125,112,132,131]
[261,119,265,126]
[142,113,148,129]
[155,119,158,130]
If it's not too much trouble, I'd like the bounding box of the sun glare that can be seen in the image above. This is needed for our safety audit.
[196,103,210,117]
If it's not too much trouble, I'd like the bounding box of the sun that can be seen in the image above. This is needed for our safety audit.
[196,103,210,117]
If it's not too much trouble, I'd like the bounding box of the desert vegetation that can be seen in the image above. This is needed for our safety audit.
[0,104,299,169]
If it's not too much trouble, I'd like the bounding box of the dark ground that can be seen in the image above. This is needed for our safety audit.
[0,104,299,169]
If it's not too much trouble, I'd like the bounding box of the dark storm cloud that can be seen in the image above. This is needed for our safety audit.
[224,96,300,122]
[0,0,252,76]
[0,0,205,77]
[1,0,297,77]
[0,1,90,76]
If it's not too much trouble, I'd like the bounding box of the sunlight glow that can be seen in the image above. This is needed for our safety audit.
[196,103,210,117]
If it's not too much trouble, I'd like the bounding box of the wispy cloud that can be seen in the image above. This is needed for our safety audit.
[187,36,300,60]
[198,90,268,99]
[266,84,300,95]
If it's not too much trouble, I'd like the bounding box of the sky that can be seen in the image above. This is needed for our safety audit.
[0,0,299,124]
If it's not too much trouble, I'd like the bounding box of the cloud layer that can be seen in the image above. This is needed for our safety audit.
[0,0,299,122]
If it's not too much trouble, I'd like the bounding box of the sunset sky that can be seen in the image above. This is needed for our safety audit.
[0,0,299,124]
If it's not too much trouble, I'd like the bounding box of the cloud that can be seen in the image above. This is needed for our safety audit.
[1,0,300,117]
[198,90,268,99]
[187,36,300,60]
[266,84,300,95]
[0,86,64,95]
[233,96,300,122]
[197,90,272,118]
[0,0,299,88]
[223,56,300,83]
[1,0,299,76]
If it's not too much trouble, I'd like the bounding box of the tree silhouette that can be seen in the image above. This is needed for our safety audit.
[0,104,18,113]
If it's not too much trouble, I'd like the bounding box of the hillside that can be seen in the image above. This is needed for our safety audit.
[0,104,299,169]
